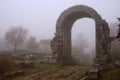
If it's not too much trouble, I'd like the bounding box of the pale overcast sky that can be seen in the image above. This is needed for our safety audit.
[0,0,120,49]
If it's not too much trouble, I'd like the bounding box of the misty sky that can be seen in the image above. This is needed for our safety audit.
[0,0,120,50]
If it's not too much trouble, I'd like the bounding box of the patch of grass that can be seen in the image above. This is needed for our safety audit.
[102,68,120,80]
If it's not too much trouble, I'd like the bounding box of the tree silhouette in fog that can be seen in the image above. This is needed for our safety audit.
[26,36,39,52]
[5,26,28,50]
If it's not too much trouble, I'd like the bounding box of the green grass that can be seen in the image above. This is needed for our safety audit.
[4,63,59,80]
[102,68,120,80]
[6,63,89,80]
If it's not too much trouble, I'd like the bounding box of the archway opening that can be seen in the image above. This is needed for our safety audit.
[72,18,95,65]
[52,5,110,65]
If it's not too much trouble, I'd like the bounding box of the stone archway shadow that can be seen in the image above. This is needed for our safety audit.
[51,5,111,65]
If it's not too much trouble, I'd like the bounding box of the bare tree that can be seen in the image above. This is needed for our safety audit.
[72,34,88,54]
[5,26,28,50]
[72,34,89,63]
[110,21,120,60]
[109,22,118,37]
[26,36,39,52]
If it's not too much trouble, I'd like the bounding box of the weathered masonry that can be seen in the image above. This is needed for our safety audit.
[51,5,111,65]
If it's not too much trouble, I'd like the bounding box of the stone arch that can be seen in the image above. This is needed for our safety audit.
[51,5,110,65]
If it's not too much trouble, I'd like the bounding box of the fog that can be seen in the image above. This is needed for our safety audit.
[1,1,120,79]
[0,0,120,55]
[72,18,95,52]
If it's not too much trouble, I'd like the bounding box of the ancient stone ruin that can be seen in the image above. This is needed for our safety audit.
[51,5,111,65]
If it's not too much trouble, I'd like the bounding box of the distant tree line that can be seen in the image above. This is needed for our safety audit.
[4,26,39,51]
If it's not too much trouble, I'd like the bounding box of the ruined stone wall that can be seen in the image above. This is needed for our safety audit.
[51,5,110,65]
